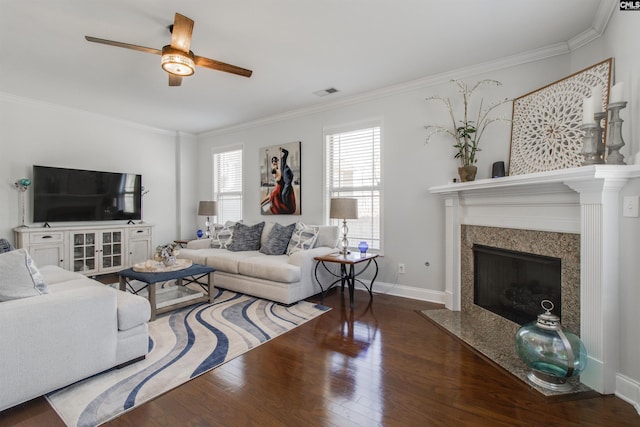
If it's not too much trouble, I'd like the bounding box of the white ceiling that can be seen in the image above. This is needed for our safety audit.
[0,0,608,134]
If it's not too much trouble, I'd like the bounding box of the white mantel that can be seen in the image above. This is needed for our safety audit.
[429,165,640,395]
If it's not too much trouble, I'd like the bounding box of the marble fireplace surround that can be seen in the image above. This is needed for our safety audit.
[429,165,640,395]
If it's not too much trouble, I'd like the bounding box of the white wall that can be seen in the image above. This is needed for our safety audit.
[196,55,570,296]
[0,94,196,249]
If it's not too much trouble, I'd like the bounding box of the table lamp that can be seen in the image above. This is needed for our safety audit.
[198,201,218,238]
[330,198,358,256]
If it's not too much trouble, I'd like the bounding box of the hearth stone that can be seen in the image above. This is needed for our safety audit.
[421,309,595,399]
[437,225,585,397]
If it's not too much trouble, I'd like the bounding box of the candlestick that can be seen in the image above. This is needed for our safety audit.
[580,123,600,165]
[606,101,627,165]
[594,111,606,164]
[610,82,624,103]
[582,96,595,124]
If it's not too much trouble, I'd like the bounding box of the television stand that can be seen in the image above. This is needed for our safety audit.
[14,223,153,276]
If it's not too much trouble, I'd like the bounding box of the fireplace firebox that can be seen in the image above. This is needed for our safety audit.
[473,244,561,325]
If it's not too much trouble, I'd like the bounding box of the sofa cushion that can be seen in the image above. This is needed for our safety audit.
[180,248,258,274]
[0,249,49,301]
[116,290,151,331]
[237,254,301,283]
[227,222,265,252]
[260,222,296,255]
[287,223,319,255]
[39,265,85,284]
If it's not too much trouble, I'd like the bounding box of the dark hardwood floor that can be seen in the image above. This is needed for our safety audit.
[2,288,638,426]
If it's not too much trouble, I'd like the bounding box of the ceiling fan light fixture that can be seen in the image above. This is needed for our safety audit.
[161,45,195,76]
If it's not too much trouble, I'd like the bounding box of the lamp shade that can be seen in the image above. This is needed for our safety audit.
[330,198,358,219]
[198,201,218,216]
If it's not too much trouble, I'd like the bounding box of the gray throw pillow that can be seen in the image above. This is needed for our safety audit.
[259,223,296,255]
[227,222,265,252]
[0,248,49,301]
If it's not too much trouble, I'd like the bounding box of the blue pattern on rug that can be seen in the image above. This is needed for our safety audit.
[47,290,329,427]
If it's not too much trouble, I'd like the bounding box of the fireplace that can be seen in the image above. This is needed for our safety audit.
[473,244,562,326]
[429,165,640,394]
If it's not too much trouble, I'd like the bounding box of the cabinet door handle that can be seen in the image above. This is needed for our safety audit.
[42,235,53,239]
[137,230,144,234]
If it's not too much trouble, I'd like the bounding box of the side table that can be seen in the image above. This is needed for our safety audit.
[118,263,215,321]
[314,253,379,309]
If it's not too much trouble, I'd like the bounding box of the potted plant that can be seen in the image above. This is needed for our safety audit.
[425,79,510,181]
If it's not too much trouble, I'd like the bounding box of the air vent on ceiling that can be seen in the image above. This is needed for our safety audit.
[313,87,339,97]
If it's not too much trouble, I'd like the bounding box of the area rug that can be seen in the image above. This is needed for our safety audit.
[46,290,330,427]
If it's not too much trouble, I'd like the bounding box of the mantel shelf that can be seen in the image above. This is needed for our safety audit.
[429,165,640,195]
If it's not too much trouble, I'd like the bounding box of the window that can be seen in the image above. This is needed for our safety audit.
[325,123,382,251]
[212,147,243,223]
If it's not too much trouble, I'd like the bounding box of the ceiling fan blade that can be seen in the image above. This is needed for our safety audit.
[194,55,253,78]
[85,36,162,55]
[170,13,194,52]
[169,74,183,86]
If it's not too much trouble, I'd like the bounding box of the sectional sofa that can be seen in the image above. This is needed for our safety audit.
[0,247,151,411]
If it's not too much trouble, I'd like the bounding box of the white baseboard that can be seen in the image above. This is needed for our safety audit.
[354,280,446,305]
[616,374,640,416]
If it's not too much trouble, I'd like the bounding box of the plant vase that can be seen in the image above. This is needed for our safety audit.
[458,165,477,182]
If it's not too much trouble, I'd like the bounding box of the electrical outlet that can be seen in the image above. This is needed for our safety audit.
[623,196,639,218]
[398,263,405,274]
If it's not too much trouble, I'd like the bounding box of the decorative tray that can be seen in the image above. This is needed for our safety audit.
[133,258,192,272]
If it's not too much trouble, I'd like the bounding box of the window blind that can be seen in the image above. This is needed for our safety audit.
[326,125,381,250]
[213,148,243,223]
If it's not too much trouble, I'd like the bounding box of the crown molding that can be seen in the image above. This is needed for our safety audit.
[568,0,616,50]
[199,41,571,138]
[201,3,616,138]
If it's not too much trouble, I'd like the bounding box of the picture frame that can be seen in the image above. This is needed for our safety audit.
[508,58,612,175]
[259,141,301,215]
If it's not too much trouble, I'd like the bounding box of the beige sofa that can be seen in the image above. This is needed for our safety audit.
[0,249,150,411]
[178,222,339,304]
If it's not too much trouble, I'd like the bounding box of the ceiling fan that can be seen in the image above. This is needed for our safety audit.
[85,13,252,86]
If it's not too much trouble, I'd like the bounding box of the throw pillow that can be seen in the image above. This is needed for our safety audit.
[0,248,49,301]
[259,223,296,255]
[0,238,14,254]
[287,222,320,255]
[227,222,265,252]
[210,221,238,249]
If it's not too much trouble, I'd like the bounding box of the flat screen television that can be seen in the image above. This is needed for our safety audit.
[33,165,142,223]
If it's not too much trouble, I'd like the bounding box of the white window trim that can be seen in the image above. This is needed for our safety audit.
[323,118,384,255]
[211,144,244,224]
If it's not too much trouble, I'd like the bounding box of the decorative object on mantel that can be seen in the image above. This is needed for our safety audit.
[509,58,612,175]
[154,243,180,267]
[14,178,31,228]
[515,300,587,392]
[491,161,506,178]
[425,79,510,182]
[605,98,627,165]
